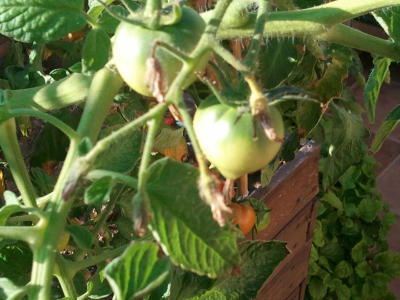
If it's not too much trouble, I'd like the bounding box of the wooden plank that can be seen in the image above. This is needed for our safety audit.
[255,240,313,300]
[286,285,301,300]
[249,141,320,242]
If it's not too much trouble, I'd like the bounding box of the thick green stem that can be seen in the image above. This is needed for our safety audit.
[0,225,40,244]
[317,24,400,61]
[8,109,80,142]
[77,67,123,143]
[145,0,162,16]
[30,66,123,300]
[7,73,93,112]
[212,0,400,38]
[0,119,37,207]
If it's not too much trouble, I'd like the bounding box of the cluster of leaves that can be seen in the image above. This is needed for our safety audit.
[306,154,400,300]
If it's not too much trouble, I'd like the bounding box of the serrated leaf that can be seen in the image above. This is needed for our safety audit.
[355,261,370,278]
[370,104,400,153]
[364,57,392,123]
[318,105,367,191]
[190,241,288,299]
[296,100,322,137]
[146,158,239,278]
[104,241,170,300]
[373,7,400,45]
[66,224,93,250]
[94,128,142,173]
[259,38,299,89]
[84,176,113,207]
[82,28,111,73]
[0,0,86,43]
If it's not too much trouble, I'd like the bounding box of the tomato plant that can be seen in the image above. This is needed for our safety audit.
[193,95,284,179]
[229,202,256,235]
[113,6,208,96]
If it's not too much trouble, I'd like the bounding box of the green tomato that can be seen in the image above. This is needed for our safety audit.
[193,96,284,179]
[113,6,208,97]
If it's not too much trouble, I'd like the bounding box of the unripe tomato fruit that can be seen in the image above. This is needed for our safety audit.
[193,96,284,179]
[113,6,209,97]
[229,203,256,235]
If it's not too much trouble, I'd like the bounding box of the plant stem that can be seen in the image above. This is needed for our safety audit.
[86,169,138,189]
[77,66,123,143]
[8,73,93,112]
[145,0,162,17]
[317,24,400,61]
[8,109,80,142]
[212,0,400,39]
[54,256,77,299]
[0,119,37,207]
[30,66,124,300]
[243,0,269,71]
[66,245,127,277]
[0,225,40,244]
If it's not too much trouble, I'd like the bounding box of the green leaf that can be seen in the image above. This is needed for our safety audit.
[0,277,26,299]
[146,158,239,278]
[86,270,112,299]
[355,261,370,278]
[66,224,93,250]
[296,101,322,138]
[373,7,400,45]
[374,251,400,279]
[153,128,185,151]
[357,198,382,223]
[313,220,325,248]
[169,265,215,300]
[379,211,397,240]
[320,242,344,263]
[104,241,170,300]
[30,109,80,168]
[190,241,289,299]
[351,240,366,263]
[0,241,32,286]
[370,104,400,153]
[363,57,392,123]
[309,46,352,102]
[259,38,299,89]
[334,260,353,279]
[30,167,56,196]
[84,176,113,207]
[335,282,351,300]
[82,28,111,73]
[317,105,367,191]
[98,5,129,34]
[321,191,343,214]
[94,128,142,173]
[0,0,86,43]
[308,277,327,299]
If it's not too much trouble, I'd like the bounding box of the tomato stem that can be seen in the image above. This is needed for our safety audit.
[243,0,270,72]
[0,119,37,207]
[8,108,80,142]
[86,169,138,190]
